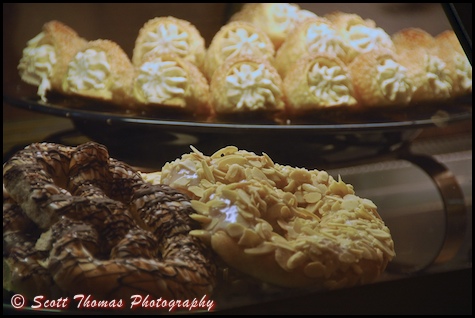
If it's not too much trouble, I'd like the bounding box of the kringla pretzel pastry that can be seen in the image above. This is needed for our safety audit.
[274,17,356,79]
[209,54,285,118]
[148,146,395,289]
[132,52,212,117]
[62,39,135,107]
[17,20,87,102]
[203,21,275,81]
[3,142,217,300]
[392,28,453,102]
[432,30,472,97]
[229,3,318,50]
[348,48,414,107]
[325,11,395,57]
[283,52,358,115]
[132,16,206,71]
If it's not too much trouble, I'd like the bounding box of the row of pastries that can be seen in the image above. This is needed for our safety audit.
[18,3,472,122]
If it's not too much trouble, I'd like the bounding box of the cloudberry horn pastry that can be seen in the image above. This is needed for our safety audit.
[229,3,319,50]
[17,20,87,102]
[62,39,135,107]
[209,55,285,118]
[132,52,212,118]
[274,17,355,79]
[132,16,206,71]
[204,21,275,81]
[3,142,217,299]
[433,30,472,97]
[392,28,453,102]
[325,11,395,57]
[348,48,414,107]
[152,145,395,289]
[283,52,358,115]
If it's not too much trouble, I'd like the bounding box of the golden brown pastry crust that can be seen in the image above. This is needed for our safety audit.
[132,16,206,71]
[209,55,285,118]
[17,20,87,100]
[392,28,453,102]
[62,39,135,107]
[433,30,472,97]
[348,48,414,107]
[229,3,319,50]
[283,52,358,115]
[132,52,212,118]
[204,21,275,81]
[274,17,355,79]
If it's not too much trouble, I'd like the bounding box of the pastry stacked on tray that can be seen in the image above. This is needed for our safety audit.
[17,3,472,123]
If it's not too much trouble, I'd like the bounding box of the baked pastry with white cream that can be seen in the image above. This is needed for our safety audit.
[17,20,87,102]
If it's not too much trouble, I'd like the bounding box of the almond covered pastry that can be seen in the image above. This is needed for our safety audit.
[17,20,87,102]
[204,21,275,81]
[274,17,356,79]
[283,52,358,115]
[392,28,453,102]
[229,3,319,50]
[433,30,472,97]
[325,11,395,58]
[132,52,212,117]
[348,48,414,107]
[62,39,135,107]
[132,16,206,71]
[209,55,285,118]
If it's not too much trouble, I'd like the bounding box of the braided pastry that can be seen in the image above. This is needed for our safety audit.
[148,146,395,290]
[3,142,217,300]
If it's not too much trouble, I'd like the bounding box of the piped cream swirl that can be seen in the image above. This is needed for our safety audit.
[142,24,190,60]
[18,32,56,102]
[376,58,413,104]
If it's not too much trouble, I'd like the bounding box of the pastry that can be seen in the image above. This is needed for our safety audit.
[132,16,206,71]
[283,52,358,115]
[392,28,453,102]
[433,30,472,97]
[348,48,414,107]
[62,39,135,107]
[203,21,275,81]
[274,17,356,79]
[229,3,319,50]
[325,11,395,57]
[152,145,395,289]
[132,52,212,117]
[17,20,87,102]
[3,142,217,300]
[209,55,285,119]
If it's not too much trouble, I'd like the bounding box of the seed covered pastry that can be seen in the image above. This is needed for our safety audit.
[209,55,285,118]
[62,39,135,107]
[17,20,87,102]
[133,16,206,71]
[283,52,358,115]
[204,21,275,81]
[132,52,212,117]
[229,3,319,50]
[348,48,414,107]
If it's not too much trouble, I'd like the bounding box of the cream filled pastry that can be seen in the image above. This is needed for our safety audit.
[62,39,135,106]
[348,48,414,107]
[392,28,453,102]
[132,52,211,117]
[229,3,319,50]
[283,52,358,115]
[209,55,285,118]
[133,16,206,71]
[275,17,355,79]
[325,11,394,57]
[204,21,275,81]
[433,30,472,97]
[17,20,87,102]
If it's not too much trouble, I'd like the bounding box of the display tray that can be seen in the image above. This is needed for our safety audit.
[3,82,472,169]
